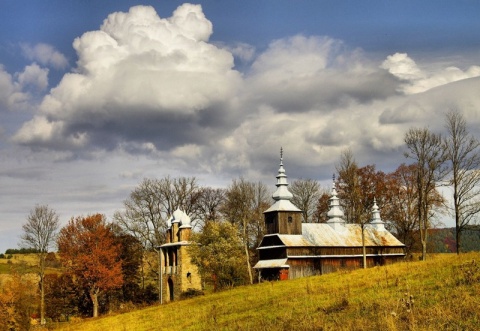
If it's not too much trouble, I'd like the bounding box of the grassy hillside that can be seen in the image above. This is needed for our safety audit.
[0,254,38,274]
[53,253,480,331]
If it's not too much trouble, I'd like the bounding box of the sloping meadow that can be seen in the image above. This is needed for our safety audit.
[55,252,480,331]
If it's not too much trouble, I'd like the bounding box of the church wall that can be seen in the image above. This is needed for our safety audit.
[277,212,302,235]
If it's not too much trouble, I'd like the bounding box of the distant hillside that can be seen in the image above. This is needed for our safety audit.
[52,252,480,331]
[429,226,480,253]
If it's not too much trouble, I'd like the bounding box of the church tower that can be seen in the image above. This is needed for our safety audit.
[160,209,202,303]
[264,148,303,235]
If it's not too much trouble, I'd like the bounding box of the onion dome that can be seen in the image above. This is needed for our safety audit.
[272,147,294,201]
[370,198,385,231]
[171,208,182,223]
[179,213,192,229]
[327,178,345,231]
[264,148,301,213]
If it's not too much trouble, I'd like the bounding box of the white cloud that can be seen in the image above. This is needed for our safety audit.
[16,63,49,91]
[10,5,480,185]
[381,53,424,81]
[382,52,480,94]
[246,35,399,113]
[20,43,68,70]
[15,4,242,150]
[0,65,30,111]
[218,42,256,63]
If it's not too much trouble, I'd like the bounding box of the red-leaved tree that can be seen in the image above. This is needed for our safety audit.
[57,214,123,317]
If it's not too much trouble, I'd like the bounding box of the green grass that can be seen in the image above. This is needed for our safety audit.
[53,253,480,331]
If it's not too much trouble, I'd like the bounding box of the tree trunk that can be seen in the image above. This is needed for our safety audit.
[455,191,461,254]
[420,218,428,261]
[90,290,99,318]
[421,239,427,261]
[40,274,45,325]
[361,226,367,269]
[39,253,46,325]
[243,219,254,284]
[244,242,253,284]
[456,224,461,254]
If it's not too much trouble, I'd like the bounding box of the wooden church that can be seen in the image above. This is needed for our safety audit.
[254,151,406,281]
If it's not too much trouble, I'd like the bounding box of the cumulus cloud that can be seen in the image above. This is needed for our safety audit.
[20,43,68,70]
[0,65,31,111]
[10,4,480,182]
[14,4,242,150]
[382,52,480,94]
[246,35,399,113]
[16,63,49,91]
[216,42,256,63]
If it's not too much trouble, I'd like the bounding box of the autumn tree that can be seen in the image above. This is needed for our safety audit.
[336,149,390,268]
[57,214,123,318]
[290,179,323,222]
[44,274,78,321]
[20,204,59,325]
[404,127,448,260]
[221,178,270,284]
[443,110,480,253]
[336,149,360,223]
[0,272,38,330]
[314,191,331,223]
[189,221,249,290]
[110,224,147,304]
[382,164,419,254]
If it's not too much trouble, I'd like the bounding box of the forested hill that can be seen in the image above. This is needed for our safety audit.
[429,226,480,253]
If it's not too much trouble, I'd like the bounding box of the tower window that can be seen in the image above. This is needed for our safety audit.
[288,216,293,223]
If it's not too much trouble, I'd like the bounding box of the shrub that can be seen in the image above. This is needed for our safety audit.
[180,288,204,299]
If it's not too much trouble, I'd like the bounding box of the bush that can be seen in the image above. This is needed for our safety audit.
[5,248,40,254]
[180,288,204,299]
[455,259,480,285]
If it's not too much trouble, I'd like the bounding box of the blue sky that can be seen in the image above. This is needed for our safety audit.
[1,1,480,252]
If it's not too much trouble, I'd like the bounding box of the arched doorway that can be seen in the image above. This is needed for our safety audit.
[168,278,174,302]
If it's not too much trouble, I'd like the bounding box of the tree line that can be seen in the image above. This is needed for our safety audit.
[2,109,480,328]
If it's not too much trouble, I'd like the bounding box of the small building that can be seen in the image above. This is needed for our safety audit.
[159,209,202,302]
[254,151,405,281]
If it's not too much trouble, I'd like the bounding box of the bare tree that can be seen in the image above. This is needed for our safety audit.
[221,178,270,284]
[114,178,167,251]
[404,127,448,260]
[336,149,359,224]
[114,176,201,250]
[290,179,322,223]
[196,187,225,226]
[20,205,60,325]
[114,176,201,295]
[443,110,480,253]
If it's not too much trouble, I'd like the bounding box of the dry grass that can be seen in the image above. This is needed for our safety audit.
[0,254,60,275]
[51,253,480,331]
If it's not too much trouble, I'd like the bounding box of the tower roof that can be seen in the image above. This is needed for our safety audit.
[327,178,346,230]
[370,198,385,231]
[167,208,192,229]
[264,148,301,213]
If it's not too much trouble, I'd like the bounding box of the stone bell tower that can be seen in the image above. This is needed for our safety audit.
[160,209,201,302]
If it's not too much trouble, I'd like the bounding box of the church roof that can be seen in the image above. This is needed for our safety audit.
[253,258,289,269]
[258,223,404,248]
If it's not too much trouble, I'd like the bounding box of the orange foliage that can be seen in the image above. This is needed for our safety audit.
[57,214,123,317]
